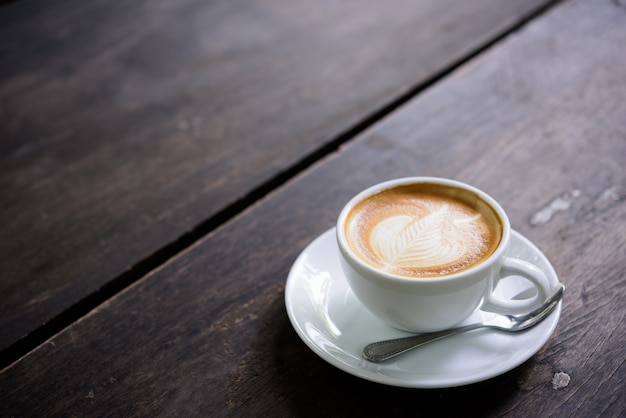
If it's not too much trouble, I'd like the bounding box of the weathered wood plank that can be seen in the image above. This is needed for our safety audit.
[0,0,554,353]
[2,0,625,416]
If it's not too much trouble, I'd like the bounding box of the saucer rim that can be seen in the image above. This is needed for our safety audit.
[285,228,562,388]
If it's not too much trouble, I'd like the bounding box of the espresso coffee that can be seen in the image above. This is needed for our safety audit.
[344,183,503,278]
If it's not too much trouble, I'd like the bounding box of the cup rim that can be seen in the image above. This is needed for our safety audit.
[336,176,511,283]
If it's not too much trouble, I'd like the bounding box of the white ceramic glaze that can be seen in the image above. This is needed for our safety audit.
[285,228,561,388]
[336,177,552,332]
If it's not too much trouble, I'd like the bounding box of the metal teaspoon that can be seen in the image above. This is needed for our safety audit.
[363,283,564,362]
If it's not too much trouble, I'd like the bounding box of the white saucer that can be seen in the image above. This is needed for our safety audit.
[285,228,562,388]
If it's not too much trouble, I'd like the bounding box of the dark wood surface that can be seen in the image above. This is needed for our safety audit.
[0,0,555,356]
[3,0,626,416]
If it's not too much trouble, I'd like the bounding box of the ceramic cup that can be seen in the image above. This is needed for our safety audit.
[336,177,552,332]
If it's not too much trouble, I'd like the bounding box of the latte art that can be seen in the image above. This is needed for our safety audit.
[345,184,502,277]
[370,205,482,271]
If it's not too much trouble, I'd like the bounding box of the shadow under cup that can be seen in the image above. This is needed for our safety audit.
[336,177,545,333]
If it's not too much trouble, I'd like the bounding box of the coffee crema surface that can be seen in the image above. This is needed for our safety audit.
[344,184,502,278]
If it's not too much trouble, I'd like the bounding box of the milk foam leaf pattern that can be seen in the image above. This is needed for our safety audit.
[370,204,471,270]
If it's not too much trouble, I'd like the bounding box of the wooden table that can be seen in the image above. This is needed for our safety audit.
[1,0,624,415]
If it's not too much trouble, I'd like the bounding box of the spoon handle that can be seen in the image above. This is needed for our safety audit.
[362,324,483,362]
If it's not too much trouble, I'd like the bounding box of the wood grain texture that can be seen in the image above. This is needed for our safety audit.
[2,0,625,416]
[0,0,554,353]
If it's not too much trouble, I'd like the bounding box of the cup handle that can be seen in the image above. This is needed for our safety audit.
[481,257,552,314]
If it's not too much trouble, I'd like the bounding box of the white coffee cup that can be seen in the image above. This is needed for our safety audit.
[336,177,552,332]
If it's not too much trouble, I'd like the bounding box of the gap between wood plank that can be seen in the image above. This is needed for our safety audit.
[0,0,565,372]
